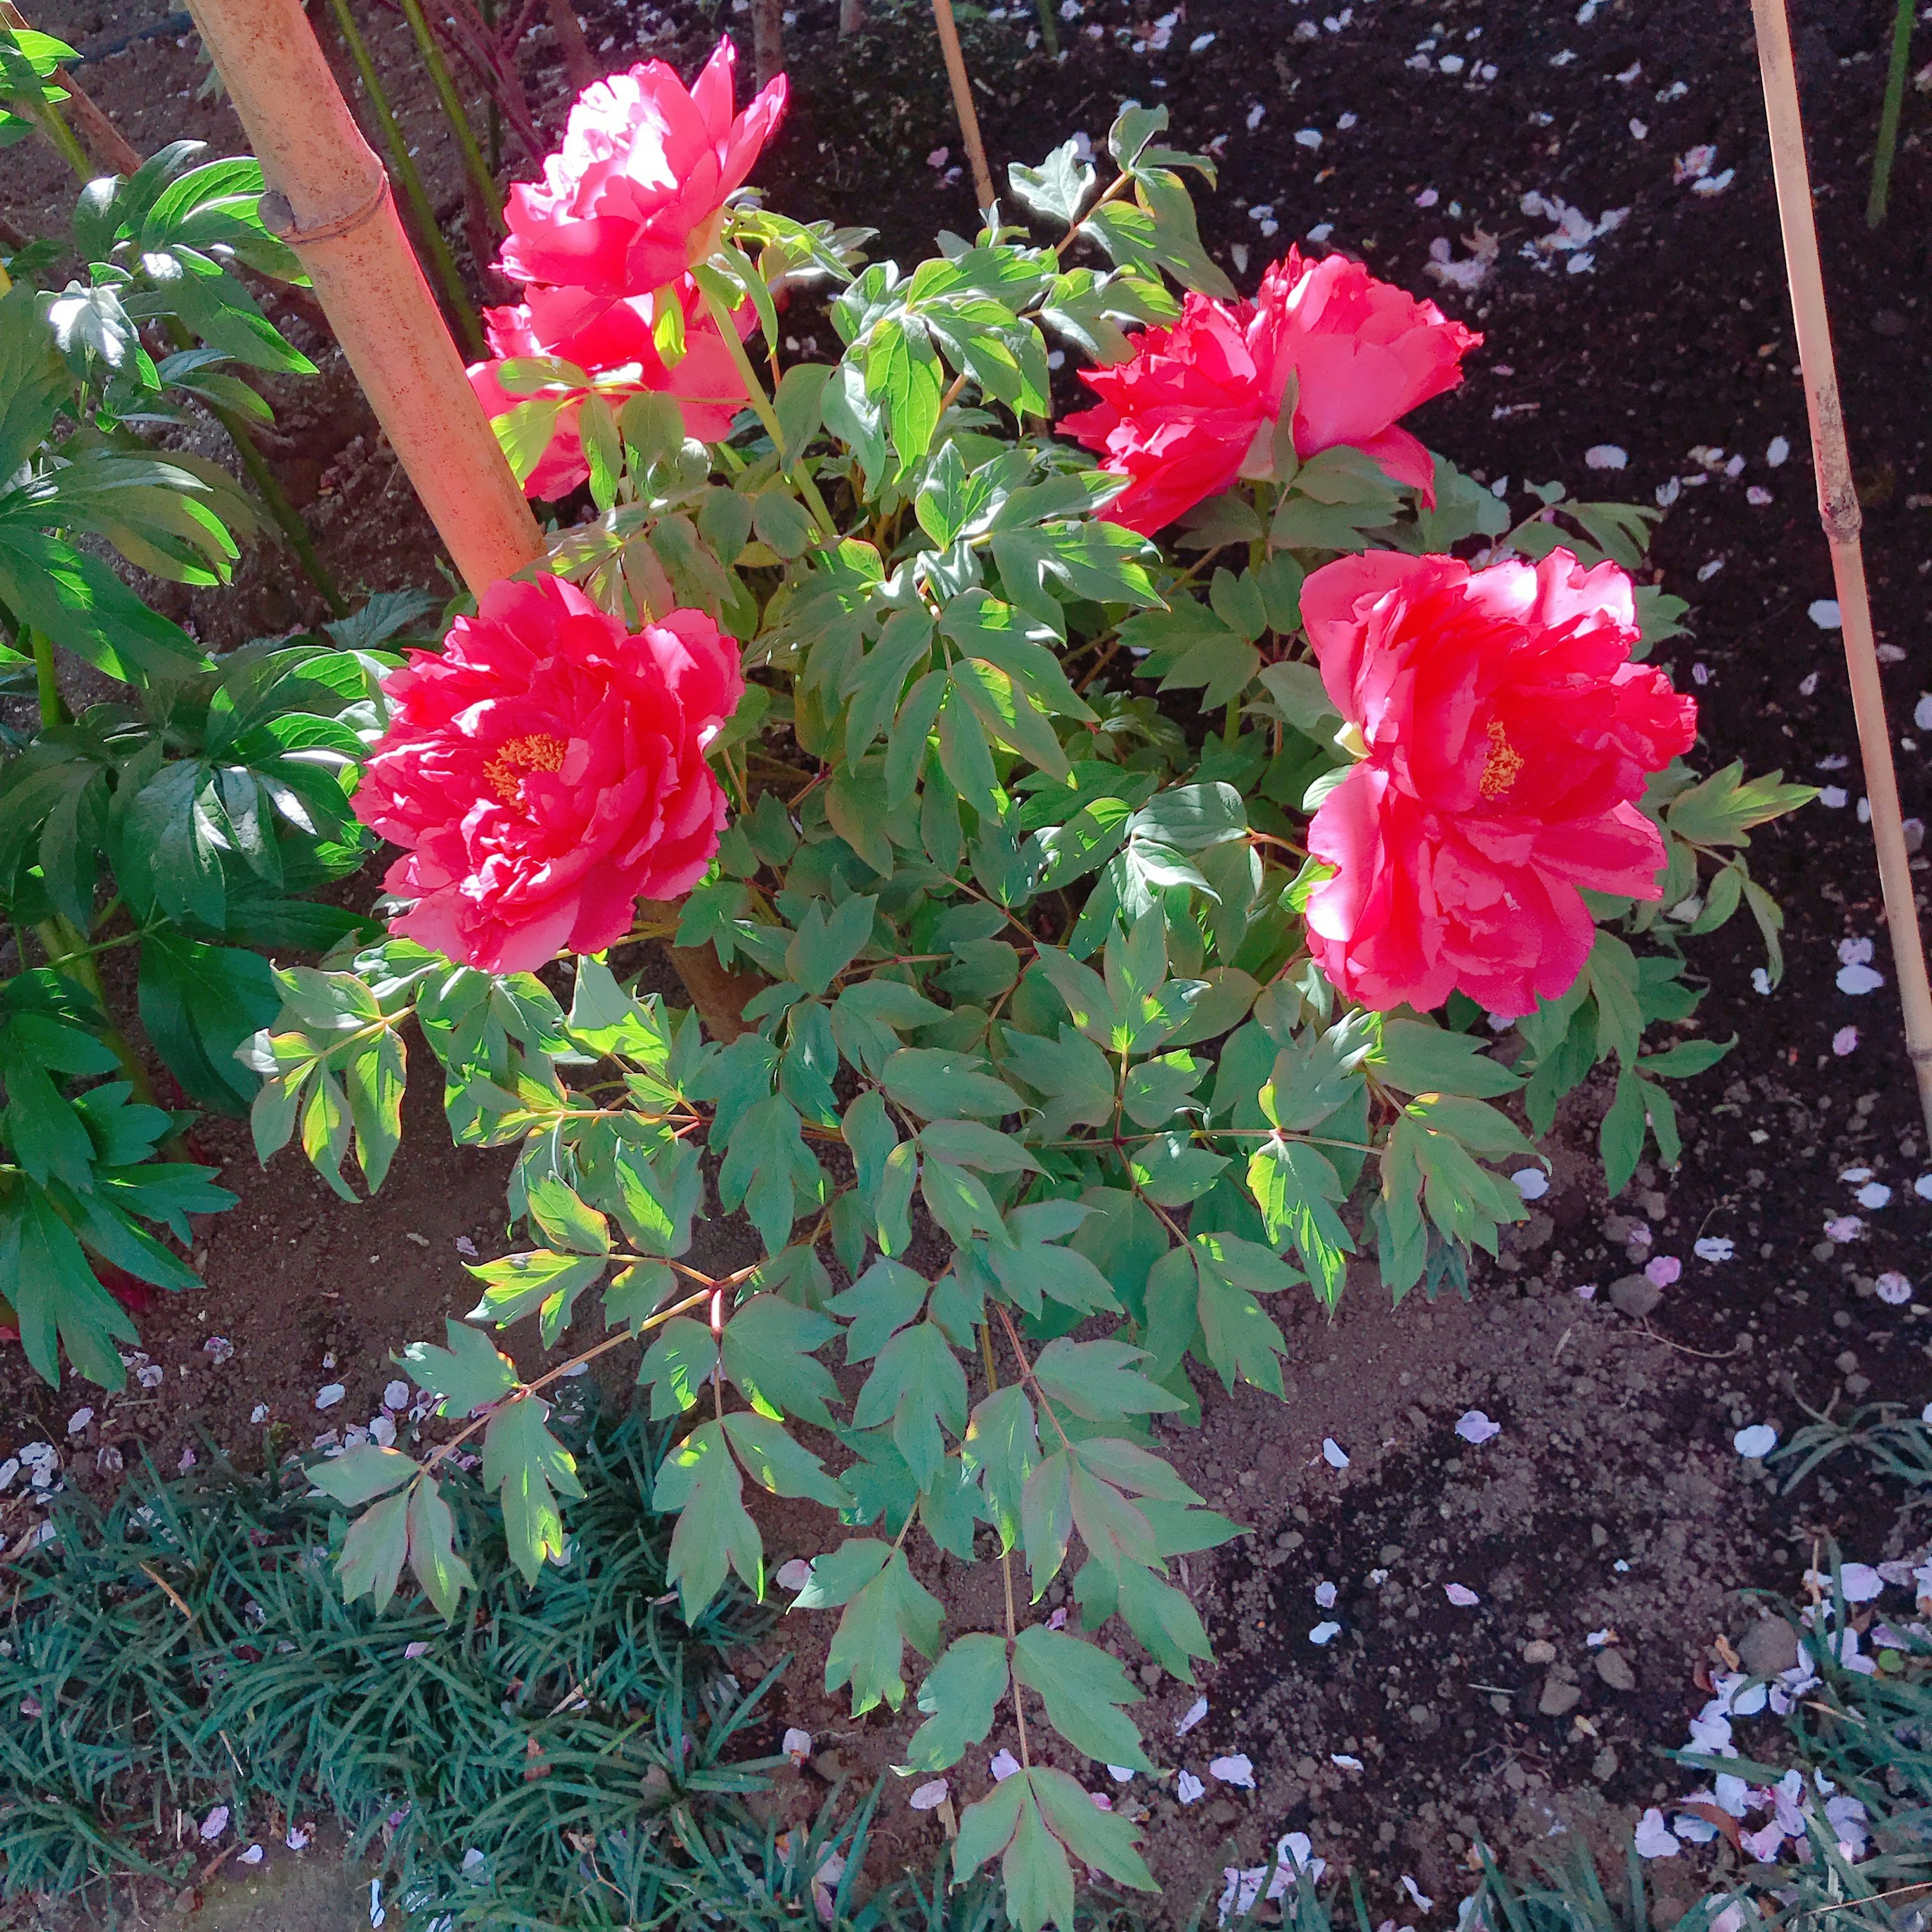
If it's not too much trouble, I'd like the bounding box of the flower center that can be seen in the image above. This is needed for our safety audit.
[1478,717,1523,800]
[484,733,569,804]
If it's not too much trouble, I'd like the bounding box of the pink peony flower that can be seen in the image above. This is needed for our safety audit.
[499,38,786,300]
[1299,548,1697,1017]
[1060,248,1479,534]
[354,575,742,974]
[467,281,751,498]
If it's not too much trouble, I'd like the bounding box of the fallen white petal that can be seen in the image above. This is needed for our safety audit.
[1210,1752,1256,1788]
[1445,1583,1481,1606]
[1693,1237,1734,1261]
[1876,1271,1913,1305]
[1810,598,1843,629]
[1456,1409,1502,1444]
[66,1408,93,1435]
[989,1748,1021,1781]
[200,1805,229,1841]
[1315,1580,1338,1607]
[1322,1437,1350,1469]
[1177,1768,1205,1803]
[1310,1620,1342,1645]
[783,1727,813,1762]
[1177,1695,1209,1735]
[1838,964,1885,995]
[1511,1167,1549,1200]
[1635,1807,1681,1858]
[1585,444,1628,470]
[1734,1424,1778,1459]
[910,1778,949,1810]
[776,1557,814,1592]
[315,1384,346,1412]
[1856,1182,1893,1209]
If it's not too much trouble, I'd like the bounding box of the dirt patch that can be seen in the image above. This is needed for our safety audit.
[4,0,1930,1921]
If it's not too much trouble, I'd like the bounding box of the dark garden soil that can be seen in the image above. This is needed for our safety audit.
[5,0,1932,1922]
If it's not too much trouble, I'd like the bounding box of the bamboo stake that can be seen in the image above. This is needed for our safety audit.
[184,0,541,599]
[930,0,996,217]
[1750,0,1932,1139]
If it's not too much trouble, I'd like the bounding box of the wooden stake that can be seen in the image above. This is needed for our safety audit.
[184,0,542,599]
[1750,0,1932,1138]
[930,0,996,217]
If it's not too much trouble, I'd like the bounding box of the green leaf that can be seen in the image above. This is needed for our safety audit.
[1012,1625,1155,1772]
[465,1248,606,1336]
[1008,141,1098,227]
[335,1489,411,1611]
[5,1189,138,1386]
[525,1174,611,1255]
[638,1314,718,1418]
[481,1395,584,1585]
[406,1477,474,1619]
[881,1046,1022,1119]
[1600,1066,1650,1195]
[722,1409,850,1507]
[820,1545,943,1714]
[785,894,877,997]
[654,1417,765,1620]
[1375,1016,1521,1098]
[721,1293,840,1427]
[308,1443,415,1507]
[1033,1336,1184,1421]
[902,1631,1011,1772]
[399,1318,519,1419]
[1246,1135,1353,1301]
[852,1320,968,1489]
[961,1383,1038,1551]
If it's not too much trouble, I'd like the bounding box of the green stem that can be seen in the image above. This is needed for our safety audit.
[1030,0,1059,56]
[394,0,504,242]
[1868,0,1916,227]
[29,625,61,729]
[34,916,158,1106]
[327,0,487,359]
[27,90,90,180]
[696,277,840,542]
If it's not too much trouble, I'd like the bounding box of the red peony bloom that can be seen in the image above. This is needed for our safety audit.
[354,576,743,975]
[1061,248,1479,535]
[467,281,751,499]
[1298,548,1697,1018]
[498,38,786,301]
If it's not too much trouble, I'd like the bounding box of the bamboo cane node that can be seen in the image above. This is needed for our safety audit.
[1909,1045,1932,1065]
[259,170,392,247]
[1821,499,1864,543]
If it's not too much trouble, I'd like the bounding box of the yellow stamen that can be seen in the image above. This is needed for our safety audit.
[483,732,568,804]
[1479,717,1523,800]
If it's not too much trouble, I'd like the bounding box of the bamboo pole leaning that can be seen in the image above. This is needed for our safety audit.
[930,0,997,216]
[183,0,541,600]
[1750,0,1932,1139]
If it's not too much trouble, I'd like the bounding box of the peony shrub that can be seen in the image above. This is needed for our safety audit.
[245,51,1811,1929]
